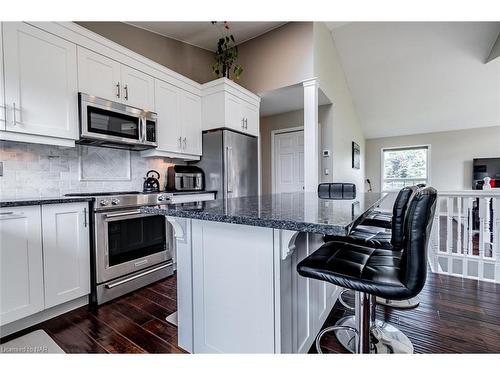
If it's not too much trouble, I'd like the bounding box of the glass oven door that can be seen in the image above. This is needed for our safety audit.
[95,210,173,283]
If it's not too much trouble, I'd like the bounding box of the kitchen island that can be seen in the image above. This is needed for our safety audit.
[142,192,385,353]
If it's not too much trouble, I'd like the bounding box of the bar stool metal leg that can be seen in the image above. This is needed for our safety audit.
[333,291,415,354]
[355,292,371,353]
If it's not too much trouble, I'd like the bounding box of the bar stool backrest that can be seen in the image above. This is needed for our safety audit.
[399,187,437,297]
[391,186,419,249]
[317,183,356,199]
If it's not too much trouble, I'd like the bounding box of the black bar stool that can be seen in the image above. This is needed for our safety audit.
[298,187,437,353]
[318,183,356,199]
[325,186,420,315]
[361,183,427,229]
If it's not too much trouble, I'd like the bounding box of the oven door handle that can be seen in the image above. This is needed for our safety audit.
[104,210,143,218]
[104,261,173,289]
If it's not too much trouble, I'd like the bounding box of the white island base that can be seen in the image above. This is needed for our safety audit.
[167,217,341,354]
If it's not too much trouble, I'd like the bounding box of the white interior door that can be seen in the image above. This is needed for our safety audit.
[274,130,304,193]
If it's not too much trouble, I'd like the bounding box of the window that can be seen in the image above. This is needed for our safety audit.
[382,146,429,192]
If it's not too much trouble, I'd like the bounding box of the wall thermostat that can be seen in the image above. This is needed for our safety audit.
[322,150,331,157]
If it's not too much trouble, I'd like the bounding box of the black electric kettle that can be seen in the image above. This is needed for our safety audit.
[143,170,161,193]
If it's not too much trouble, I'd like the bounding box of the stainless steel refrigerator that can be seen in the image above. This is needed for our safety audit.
[195,129,258,199]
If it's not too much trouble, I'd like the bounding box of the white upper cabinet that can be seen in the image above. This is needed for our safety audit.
[0,23,5,130]
[2,22,78,140]
[201,78,260,137]
[241,100,259,136]
[179,91,202,155]
[121,65,155,111]
[0,206,44,326]
[154,79,182,152]
[141,78,202,159]
[77,47,155,111]
[77,47,121,102]
[42,203,90,309]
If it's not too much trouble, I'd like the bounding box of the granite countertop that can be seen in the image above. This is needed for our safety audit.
[0,197,94,208]
[142,192,386,236]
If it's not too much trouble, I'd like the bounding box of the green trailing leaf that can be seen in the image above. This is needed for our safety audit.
[211,22,243,80]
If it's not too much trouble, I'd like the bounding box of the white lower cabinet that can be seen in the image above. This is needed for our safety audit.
[0,206,44,326]
[42,203,90,309]
[0,203,90,327]
[191,220,275,353]
[183,220,335,354]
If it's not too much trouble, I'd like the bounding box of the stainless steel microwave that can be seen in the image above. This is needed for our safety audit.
[78,93,158,151]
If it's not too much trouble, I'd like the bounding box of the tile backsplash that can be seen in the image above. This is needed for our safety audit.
[0,141,176,199]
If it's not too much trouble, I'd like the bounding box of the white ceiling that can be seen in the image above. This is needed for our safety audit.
[260,84,331,117]
[330,22,500,139]
[126,22,286,51]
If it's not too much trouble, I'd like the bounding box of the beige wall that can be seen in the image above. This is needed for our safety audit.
[237,22,314,94]
[76,22,215,84]
[366,126,500,192]
[259,105,336,194]
[260,110,304,194]
[313,22,366,191]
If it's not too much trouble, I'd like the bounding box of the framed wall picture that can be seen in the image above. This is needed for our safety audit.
[352,141,360,169]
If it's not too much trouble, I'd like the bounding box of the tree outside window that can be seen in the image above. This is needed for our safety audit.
[382,146,429,191]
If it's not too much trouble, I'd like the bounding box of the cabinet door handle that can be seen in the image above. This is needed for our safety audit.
[183,137,187,149]
[124,84,129,100]
[116,82,121,98]
[245,118,248,129]
[178,136,182,148]
[12,103,18,126]
[83,207,88,228]
[0,105,5,123]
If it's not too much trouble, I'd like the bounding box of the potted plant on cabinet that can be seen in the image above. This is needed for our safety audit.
[211,21,243,80]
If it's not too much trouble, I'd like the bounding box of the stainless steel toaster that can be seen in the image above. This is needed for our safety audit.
[166,165,204,191]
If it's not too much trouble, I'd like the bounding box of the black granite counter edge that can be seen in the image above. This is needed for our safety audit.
[0,197,94,208]
[141,206,348,236]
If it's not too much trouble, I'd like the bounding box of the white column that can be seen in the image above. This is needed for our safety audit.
[303,78,319,192]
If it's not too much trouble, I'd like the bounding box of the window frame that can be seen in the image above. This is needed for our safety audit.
[380,144,431,192]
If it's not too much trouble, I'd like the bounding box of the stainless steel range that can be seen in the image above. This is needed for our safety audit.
[65,191,174,305]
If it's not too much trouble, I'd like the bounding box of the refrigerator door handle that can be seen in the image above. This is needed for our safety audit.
[226,146,233,193]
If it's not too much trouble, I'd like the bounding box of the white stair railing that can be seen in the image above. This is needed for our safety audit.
[428,190,500,283]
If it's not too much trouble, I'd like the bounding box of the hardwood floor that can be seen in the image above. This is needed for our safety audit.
[311,270,500,354]
[2,274,185,354]
[3,270,500,353]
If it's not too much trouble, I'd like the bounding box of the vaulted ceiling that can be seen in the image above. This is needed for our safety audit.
[329,22,500,139]
[126,22,286,51]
